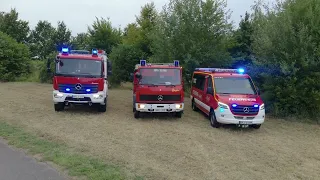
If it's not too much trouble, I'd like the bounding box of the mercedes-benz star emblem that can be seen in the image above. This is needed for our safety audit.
[157,95,163,101]
[243,107,249,113]
[75,83,82,90]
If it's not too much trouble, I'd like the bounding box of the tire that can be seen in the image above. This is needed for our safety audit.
[191,99,198,111]
[209,110,220,128]
[98,98,107,112]
[134,111,140,119]
[251,124,261,129]
[54,103,64,112]
[175,112,182,118]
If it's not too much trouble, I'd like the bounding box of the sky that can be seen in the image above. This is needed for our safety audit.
[0,0,275,36]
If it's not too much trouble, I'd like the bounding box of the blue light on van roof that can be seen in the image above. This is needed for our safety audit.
[238,68,245,74]
[62,47,69,53]
[140,60,146,66]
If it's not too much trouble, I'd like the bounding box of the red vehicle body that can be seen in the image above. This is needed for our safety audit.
[191,68,265,129]
[130,60,184,118]
[48,48,112,112]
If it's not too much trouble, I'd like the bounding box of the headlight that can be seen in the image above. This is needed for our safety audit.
[138,104,145,109]
[175,104,182,109]
[93,94,103,99]
[260,104,265,110]
[54,93,63,98]
[218,102,228,109]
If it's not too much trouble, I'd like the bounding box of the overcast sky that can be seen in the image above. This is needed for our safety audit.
[0,0,275,36]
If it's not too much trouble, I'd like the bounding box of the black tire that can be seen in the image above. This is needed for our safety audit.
[98,98,107,112]
[251,124,261,129]
[175,111,182,118]
[134,111,140,119]
[191,99,198,111]
[54,103,64,112]
[133,108,136,112]
[209,110,220,128]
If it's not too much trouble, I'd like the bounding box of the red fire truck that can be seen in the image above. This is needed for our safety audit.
[130,60,184,118]
[191,68,265,129]
[47,47,112,112]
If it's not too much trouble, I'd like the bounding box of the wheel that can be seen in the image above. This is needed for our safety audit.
[191,99,198,111]
[54,103,64,111]
[133,108,136,112]
[98,98,107,112]
[175,112,182,118]
[251,124,261,129]
[209,110,220,128]
[134,111,140,119]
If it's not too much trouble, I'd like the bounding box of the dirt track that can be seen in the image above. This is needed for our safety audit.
[0,82,319,180]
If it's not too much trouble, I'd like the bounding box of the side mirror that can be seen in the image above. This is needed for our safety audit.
[46,58,51,73]
[207,87,213,95]
[129,73,134,81]
[257,87,261,95]
[135,72,141,79]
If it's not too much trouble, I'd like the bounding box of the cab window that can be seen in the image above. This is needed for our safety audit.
[192,73,205,91]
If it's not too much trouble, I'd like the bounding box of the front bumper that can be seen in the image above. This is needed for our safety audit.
[53,90,106,105]
[135,103,184,112]
[214,107,265,125]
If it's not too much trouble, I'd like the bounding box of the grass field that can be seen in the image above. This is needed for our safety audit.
[0,82,319,180]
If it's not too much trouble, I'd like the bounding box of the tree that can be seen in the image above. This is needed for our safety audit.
[29,20,56,59]
[53,21,72,50]
[0,31,31,81]
[0,8,30,43]
[70,33,90,50]
[251,0,320,119]
[150,0,234,86]
[88,17,122,54]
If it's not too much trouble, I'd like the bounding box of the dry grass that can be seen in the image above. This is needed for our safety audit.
[0,82,319,180]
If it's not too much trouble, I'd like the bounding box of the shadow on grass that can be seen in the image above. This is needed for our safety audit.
[0,122,143,180]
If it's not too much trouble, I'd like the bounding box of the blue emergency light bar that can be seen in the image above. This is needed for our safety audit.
[92,49,98,55]
[61,47,69,54]
[140,60,146,66]
[195,68,245,74]
[174,60,179,67]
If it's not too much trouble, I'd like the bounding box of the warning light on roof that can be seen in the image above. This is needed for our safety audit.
[92,49,98,55]
[238,68,245,74]
[140,60,146,66]
[62,47,69,54]
[174,60,179,67]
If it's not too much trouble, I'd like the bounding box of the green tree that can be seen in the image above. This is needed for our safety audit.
[29,20,56,59]
[251,0,320,119]
[0,8,30,43]
[150,0,234,85]
[88,17,122,54]
[0,32,31,81]
[70,33,90,50]
[53,21,71,49]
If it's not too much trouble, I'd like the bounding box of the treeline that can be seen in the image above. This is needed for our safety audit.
[0,0,319,121]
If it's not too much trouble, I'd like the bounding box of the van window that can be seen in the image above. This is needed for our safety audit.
[207,76,212,89]
[192,73,205,91]
[214,77,257,95]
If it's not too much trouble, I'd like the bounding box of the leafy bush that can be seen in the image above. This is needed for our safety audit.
[0,31,31,81]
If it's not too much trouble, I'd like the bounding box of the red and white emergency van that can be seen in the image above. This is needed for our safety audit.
[130,60,184,118]
[190,68,265,129]
[47,47,112,112]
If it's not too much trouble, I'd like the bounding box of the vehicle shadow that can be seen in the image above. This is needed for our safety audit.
[137,112,181,121]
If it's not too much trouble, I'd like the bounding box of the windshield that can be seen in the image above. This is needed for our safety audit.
[139,68,181,85]
[55,58,102,78]
[214,77,257,95]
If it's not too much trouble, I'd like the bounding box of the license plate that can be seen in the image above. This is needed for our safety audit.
[73,95,85,99]
[155,109,166,112]
[239,121,253,125]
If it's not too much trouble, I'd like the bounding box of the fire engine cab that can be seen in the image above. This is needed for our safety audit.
[191,68,265,129]
[130,60,184,118]
[47,47,112,112]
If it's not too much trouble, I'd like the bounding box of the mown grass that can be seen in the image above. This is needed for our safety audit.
[0,121,143,180]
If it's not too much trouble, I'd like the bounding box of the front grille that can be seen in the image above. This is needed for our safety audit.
[58,84,98,94]
[65,97,91,101]
[231,105,259,115]
[139,95,181,102]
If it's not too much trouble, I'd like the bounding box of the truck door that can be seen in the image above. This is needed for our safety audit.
[204,75,214,114]
[192,73,207,114]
